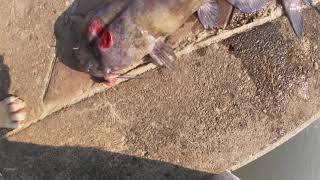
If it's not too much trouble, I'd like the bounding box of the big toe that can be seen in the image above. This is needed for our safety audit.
[11,111,27,122]
[8,98,26,112]
[0,96,27,129]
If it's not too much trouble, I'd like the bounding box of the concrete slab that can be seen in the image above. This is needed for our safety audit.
[3,8,320,178]
[0,0,68,127]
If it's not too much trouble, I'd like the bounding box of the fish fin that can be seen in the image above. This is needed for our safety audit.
[198,0,220,29]
[216,0,234,29]
[149,40,176,69]
[304,0,320,14]
[303,0,316,6]
[211,170,241,180]
[282,0,304,37]
[227,0,268,13]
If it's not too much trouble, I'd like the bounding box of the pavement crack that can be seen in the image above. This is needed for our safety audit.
[41,53,57,102]
[105,101,126,125]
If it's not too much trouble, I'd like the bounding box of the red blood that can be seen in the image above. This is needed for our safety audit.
[99,31,114,50]
[104,74,118,86]
[88,19,103,40]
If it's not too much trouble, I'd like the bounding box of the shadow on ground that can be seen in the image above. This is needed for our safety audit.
[0,55,10,99]
[0,55,11,135]
[0,139,212,180]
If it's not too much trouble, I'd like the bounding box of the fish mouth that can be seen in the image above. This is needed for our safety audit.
[104,74,119,87]
[81,60,105,78]
[87,70,104,78]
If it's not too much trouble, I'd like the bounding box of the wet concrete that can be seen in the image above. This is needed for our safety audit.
[223,22,311,118]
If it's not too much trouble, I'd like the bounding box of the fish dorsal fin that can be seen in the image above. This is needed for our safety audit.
[149,40,176,69]
[282,0,304,37]
[227,0,268,13]
[198,0,220,29]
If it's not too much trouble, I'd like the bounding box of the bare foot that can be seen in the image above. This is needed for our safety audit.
[0,96,26,129]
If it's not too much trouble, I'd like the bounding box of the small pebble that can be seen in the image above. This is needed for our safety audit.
[142,151,148,156]
[314,62,319,70]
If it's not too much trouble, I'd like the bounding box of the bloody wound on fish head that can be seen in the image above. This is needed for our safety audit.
[88,19,104,41]
[99,31,114,51]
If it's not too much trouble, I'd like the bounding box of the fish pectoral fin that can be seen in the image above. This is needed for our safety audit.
[282,0,304,37]
[149,40,176,69]
[211,170,241,180]
[227,0,268,13]
[198,0,220,29]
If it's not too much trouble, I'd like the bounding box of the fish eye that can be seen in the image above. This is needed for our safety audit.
[98,30,114,51]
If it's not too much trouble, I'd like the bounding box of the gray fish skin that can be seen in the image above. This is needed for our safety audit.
[226,0,268,13]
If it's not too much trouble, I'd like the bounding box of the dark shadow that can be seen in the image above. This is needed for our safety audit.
[0,55,12,136]
[0,55,10,100]
[0,139,213,180]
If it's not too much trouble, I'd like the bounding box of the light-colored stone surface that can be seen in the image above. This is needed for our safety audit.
[0,0,66,121]
[1,0,320,179]
[1,8,320,178]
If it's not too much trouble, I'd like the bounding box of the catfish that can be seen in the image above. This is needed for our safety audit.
[75,0,266,86]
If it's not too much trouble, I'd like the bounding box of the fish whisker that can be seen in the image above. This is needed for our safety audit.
[117,75,143,80]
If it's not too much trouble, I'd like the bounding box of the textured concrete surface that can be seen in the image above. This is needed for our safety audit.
[1,7,320,178]
[1,0,320,179]
[0,0,66,121]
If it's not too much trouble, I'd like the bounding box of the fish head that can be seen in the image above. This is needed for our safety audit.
[76,15,147,86]
[76,40,104,78]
